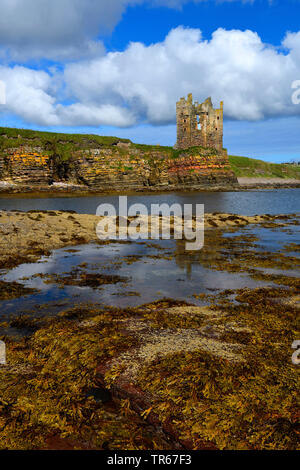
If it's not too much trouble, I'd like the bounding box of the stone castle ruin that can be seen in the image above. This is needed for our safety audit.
[175,94,223,152]
[0,94,238,192]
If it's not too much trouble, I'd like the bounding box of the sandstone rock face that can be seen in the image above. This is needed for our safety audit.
[0,146,52,185]
[0,140,238,192]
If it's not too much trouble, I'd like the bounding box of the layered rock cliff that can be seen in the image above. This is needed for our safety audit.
[0,128,238,192]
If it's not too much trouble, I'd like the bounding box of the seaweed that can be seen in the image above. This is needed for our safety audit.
[0,281,38,301]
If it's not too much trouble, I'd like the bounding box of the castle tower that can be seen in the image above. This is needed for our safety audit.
[175,94,223,152]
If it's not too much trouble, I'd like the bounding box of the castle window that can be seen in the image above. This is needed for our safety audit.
[196,115,201,130]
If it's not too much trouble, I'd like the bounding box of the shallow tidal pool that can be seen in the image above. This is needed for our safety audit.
[0,219,299,323]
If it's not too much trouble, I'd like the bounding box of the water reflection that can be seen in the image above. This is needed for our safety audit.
[1,220,298,320]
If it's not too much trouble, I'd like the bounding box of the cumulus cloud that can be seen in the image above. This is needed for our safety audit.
[63,27,300,124]
[0,65,136,127]
[0,65,58,125]
[0,0,134,61]
[0,0,263,61]
[56,103,136,127]
[1,27,300,127]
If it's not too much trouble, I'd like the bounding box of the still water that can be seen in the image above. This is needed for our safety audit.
[0,189,298,324]
[0,188,299,215]
[0,222,299,320]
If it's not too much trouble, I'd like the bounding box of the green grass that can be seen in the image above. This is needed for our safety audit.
[0,127,179,157]
[229,155,300,179]
[0,127,221,160]
[0,127,132,150]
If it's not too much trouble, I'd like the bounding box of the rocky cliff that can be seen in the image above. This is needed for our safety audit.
[0,128,238,192]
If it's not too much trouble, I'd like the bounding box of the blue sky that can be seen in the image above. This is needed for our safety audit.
[109,0,299,50]
[1,0,300,162]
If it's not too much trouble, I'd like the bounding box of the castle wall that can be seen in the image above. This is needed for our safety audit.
[176,94,223,152]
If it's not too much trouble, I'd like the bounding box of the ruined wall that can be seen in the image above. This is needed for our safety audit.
[0,143,237,192]
[175,94,223,152]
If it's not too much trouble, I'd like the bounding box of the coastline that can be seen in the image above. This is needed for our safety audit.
[0,177,299,197]
[237,177,300,189]
[0,209,274,270]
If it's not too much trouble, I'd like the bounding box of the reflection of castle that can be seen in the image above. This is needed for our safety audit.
[174,236,220,279]
[173,239,200,278]
[175,94,223,152]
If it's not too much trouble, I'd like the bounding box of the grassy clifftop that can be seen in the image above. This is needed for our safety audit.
[1,127,298,179]
[0,127,225,161]
[229,155,300,179]
[0,127,132,148]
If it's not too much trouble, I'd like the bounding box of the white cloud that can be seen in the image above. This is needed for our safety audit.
[56,103,136,127]
[0,65,59,125]
[0,0,134,61]
[0,0,265,61]
[63,27,300,124]
[0,65,136,127]
[1,27,300,127]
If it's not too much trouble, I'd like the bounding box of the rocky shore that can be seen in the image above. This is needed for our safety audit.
[0,209,281,270]
[1,177,299,195]
[0,181,241,195]
[238,177,300,189]
[0,210,299,450]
